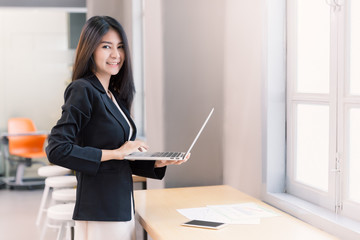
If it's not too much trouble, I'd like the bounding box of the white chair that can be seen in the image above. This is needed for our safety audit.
[41,203,75,240]
[36,175,77,226]
[38,165,72,177]
[52,188,77,203]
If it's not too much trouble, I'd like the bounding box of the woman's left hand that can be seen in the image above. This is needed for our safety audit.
[154,153,191,168]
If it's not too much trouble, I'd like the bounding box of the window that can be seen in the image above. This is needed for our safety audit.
[287,0,360,221]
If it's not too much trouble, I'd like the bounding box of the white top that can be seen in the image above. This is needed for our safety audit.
[108,91,134,141]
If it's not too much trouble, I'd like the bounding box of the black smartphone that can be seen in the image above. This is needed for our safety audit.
[181,219,227,230]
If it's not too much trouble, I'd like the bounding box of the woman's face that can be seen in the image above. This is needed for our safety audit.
[93,28,125,82]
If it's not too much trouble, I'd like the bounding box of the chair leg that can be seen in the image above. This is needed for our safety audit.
[40,215,49,240]
[15,163,26,185]
[65,222,74,240]
[36,185,50,226]
[57,222,65,240]
[71,226,75,240]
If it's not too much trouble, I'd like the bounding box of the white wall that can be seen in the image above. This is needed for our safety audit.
[142,0,166,189]
[161,0,224,188]
[0,9,73,132]
[222,0,264,198]
[87,0,132,48]
[148,0,264,196]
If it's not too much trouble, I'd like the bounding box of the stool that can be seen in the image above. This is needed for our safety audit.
[38,165,72,177]
[52,188,77,203]
[36,175,77,226]
[41,203,75,240]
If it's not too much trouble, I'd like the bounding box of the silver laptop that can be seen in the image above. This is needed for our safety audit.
[124,108,214,161]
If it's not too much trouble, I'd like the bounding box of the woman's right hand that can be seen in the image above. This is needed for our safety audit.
[116,140,149,159]
[101,140,149,161]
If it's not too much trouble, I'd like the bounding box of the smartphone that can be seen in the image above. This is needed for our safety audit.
[181,219,227,230]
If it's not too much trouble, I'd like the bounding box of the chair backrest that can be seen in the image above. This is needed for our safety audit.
[7,118,47,157]
[8,118,37,134]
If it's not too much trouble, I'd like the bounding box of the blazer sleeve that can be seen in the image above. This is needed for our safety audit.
[46,81,102,175]
[129,160,166,180]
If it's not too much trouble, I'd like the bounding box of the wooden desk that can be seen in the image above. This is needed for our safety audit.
[134,185,338,240]
[132,175,147,189]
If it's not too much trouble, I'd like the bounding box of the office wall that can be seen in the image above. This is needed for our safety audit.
[86,0,132,48]
[160,0,264,195]
[161,0,225,187]
[149,0,264,195]
[0,9,73,132]
[0,0,85,8]
[222,0,264,198]
[142,0,166,189]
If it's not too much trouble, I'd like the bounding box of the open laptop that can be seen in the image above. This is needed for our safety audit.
[124,108,214,161]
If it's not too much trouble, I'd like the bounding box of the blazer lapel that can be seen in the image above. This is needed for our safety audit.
[87,75,131,141]
[101,94,130,141]
[116,100,137,141]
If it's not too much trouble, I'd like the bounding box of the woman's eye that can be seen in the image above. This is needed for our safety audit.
[102,45,111,49]
[118,45,124,49]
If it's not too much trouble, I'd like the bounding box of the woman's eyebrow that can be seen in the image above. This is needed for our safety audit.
[100,41,124,45]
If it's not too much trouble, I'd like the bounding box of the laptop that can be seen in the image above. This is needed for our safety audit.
[124,108,214,161]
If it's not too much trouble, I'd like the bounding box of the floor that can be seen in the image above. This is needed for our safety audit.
[0,182,146,240]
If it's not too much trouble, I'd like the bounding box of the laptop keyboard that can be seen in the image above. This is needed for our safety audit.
[151,152,182,158]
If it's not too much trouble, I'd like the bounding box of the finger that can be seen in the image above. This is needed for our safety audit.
[164,160,173,166]
[138,146,148,152]
[133,140,149,151]
[140,142,149,150]
[136,140,148,147]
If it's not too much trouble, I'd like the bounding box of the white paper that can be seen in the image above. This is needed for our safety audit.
[177,207,260,224]
[177,202,278,225]
[207,202,279,220]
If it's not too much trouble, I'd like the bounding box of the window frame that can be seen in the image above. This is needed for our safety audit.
[262,0,360,238]
[341,1,360,220]
[285,0,338,212]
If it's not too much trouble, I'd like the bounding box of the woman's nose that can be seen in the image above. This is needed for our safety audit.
[111,48,120,58]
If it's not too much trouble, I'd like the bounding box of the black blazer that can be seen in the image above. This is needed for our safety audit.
[46,74,166,221]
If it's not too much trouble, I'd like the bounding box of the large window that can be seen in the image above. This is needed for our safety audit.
[287,0,360,221]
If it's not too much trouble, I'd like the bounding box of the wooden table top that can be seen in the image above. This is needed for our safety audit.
[134,185,338,240]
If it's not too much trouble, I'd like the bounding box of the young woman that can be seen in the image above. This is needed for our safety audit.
[46,16,188,240]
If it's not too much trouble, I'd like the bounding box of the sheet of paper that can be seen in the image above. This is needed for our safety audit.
[177,202,278,225]
[176,207,260,224]
[207,202,279,220]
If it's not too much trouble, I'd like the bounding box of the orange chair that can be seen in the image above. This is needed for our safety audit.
[2,118,48,188]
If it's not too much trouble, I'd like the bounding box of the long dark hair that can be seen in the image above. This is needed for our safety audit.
[72,16,135,110]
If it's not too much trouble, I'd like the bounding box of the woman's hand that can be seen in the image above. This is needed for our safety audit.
[117,140,149,158]
[154,153,191,168]
[101,140,149,161]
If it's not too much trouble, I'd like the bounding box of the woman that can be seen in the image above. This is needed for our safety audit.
[46,16,188,240]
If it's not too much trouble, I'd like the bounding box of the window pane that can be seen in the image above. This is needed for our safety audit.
[349,0,360,95]
[348,108,360,202]
[296,0,330,94]
[295,104,329,191]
